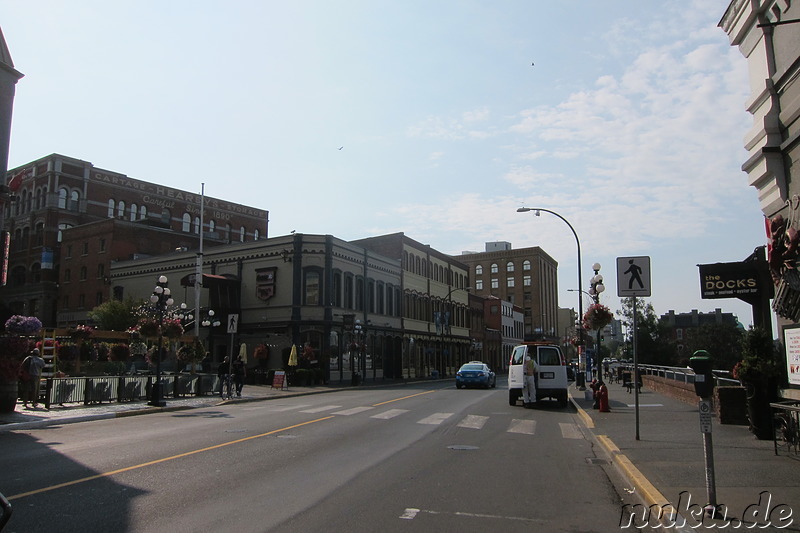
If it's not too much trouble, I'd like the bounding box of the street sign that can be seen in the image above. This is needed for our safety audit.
[699,400,713,434]
[227,314,239,334]
[617,256,651,297]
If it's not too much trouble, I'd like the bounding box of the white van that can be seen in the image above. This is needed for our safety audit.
[508,342,569,407]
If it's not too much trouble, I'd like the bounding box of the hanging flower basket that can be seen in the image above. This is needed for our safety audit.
[4,315,42,336]
[137,319,160,338]
[162,318,184,339]
[583,303,614,331]
[69,324,95,341]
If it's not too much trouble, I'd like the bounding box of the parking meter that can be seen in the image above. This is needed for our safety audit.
[689,350,714,398]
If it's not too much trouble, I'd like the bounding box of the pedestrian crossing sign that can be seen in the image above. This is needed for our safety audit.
[617,256,651,297]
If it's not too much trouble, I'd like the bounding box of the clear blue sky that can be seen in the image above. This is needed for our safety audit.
[0,1,766,327]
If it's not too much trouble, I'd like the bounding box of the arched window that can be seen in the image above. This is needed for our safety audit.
[161,209,171,225]
[209,220,216,233]
[491,263,498,274]
[194,216,200,234]
[182,213,192,232]
[57,223,73,243]
[130,203,138,221]
[30,263,41,283]
[35,222,44,246]
[140,205,147,219]
[225,223,232,243]
[239,226,245,242]
[69,190,80,211]
[108,199,115,218]
[507,261,515,272]
[117,200,125,218]
[253,229,260,240]
[58,188,68,209]
[523,260,531,271]
[476,265,483,276]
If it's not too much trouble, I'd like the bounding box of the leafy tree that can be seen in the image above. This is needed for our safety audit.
[683,322,743,372]
[616,298,675,365]
[87,297,143,331]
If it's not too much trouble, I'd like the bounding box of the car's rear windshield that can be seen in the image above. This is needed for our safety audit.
[461,364,484,371]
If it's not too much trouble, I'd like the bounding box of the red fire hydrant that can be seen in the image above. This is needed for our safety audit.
[598,381,610,412]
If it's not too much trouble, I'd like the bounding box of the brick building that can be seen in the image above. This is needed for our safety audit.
[1,153,268,327]
[457,242,559,339]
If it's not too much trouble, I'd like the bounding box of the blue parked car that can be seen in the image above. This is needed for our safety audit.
[456,362,496,389]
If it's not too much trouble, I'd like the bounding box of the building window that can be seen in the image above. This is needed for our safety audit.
[254,229,260,240]
[194,216,200,234]
[491,263,498,274]
[523,275,531,286]
[97,263,105,278]
[209,220,216,233]
[475,265,483,276]
[108,199,115,218]
[304,270,321,305]
[31,263,41,283]
[161,209,171,225]
[507,277,515,288]
[82,242,89,255]
[491,278,499,289]
[507,261,515,272]
[240,226,246,242]
[58,187,68,209]
[78,293,86,308]
[130,203,138,221]
[80,266,87,281]
[64,268,71,282]
[35,223,44,246]
[523,260,531,271]
[182,213,192,232]
[117,200,125,218]
[140,205,147,219]
[99,239,106,253]
[57,223,73,243]
[66,245,72,258]
[475,279,483,290]
[96,292,104,306]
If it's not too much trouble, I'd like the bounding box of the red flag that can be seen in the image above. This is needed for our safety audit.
[7,169,28,192]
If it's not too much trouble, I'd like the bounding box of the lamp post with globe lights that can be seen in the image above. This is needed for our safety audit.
[588,263,605,380]
[148,275,173,407]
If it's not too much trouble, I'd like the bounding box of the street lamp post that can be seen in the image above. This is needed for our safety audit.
[148,275,173,407]
[588,263,605,381]
[354,319,364,385]
[517,207,584,386]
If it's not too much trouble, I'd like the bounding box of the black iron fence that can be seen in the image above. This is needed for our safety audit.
[41,373,222,409]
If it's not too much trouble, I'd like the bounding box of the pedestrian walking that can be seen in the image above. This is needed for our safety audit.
[232,355,246,397]
[20,348,45,408]
[523,353,537,408]
[217,356,231,398]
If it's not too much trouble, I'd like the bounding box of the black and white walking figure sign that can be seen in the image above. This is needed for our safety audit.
[617,256,651,297]
[227,314,239,334]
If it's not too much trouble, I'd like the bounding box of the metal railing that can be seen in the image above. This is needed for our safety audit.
[620,363,738,387]
[41,373,222,408]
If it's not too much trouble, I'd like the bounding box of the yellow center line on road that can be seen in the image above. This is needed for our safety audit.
[8,416,335,501]
[372,390,436,407]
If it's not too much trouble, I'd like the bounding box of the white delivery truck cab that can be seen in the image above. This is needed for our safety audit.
[508,342,569,407]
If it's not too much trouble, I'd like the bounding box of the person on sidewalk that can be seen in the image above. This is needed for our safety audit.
[523,353,537,408]
[217,356,231,398]
[232,355,246,397]
[20,348,45,408]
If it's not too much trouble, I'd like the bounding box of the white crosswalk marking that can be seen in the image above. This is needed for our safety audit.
[371,409,409,419]
[559,422,583,439]
[417,412,454,425]
[508,419,536,434]
[333,406,375,416]
[300,405,342,413]
[457,415,489,429]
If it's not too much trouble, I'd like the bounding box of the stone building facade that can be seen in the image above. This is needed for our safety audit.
[1,153,268,326]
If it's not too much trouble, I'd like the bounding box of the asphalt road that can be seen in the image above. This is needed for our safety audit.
[1,380,632,532]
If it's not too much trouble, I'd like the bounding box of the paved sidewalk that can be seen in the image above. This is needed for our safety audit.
[570,380,800,531]
[0,382,341,431]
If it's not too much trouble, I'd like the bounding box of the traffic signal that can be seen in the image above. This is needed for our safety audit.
[689,350,714,398]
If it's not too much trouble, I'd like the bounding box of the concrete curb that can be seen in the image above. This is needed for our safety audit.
[569,391,693,531]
